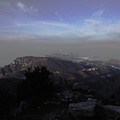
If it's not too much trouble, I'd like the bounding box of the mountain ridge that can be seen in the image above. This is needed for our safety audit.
[0,56,120,82]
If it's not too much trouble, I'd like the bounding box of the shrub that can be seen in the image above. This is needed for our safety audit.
[17,66,54,102]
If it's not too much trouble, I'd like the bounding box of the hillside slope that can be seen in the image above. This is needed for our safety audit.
[0,56,119,82]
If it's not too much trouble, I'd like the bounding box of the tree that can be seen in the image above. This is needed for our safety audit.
[17,66,54,102]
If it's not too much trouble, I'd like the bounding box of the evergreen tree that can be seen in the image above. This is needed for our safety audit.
[17,66,54,102]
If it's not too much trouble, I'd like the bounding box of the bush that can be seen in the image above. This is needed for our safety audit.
[17,66,54,102]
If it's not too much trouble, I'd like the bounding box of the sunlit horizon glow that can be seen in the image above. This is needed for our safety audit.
[0,0,120,43]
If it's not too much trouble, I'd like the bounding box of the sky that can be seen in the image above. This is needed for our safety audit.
[0,0,120,42]
[0,0,120,66]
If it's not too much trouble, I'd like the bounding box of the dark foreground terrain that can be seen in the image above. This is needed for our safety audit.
[1,56,120,120]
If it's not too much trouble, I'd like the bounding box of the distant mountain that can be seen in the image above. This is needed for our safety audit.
[47,53,120,69]
[46,52,92,61]
[0,56,120,83]
[103,59,120,69]
[47,52,101,61]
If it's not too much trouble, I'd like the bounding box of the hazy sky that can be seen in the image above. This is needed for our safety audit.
[0,0,120,66]
[0,0,120,42]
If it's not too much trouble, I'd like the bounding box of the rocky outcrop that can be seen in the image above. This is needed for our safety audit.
[69,98,120,120]
[69,98,97,119]
[104,105,120,120]
[58,90,83,102]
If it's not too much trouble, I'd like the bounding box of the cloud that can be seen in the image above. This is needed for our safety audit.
[82,9,106,33]
[1,4,120,43]
[55,12,63,21]
[85,19,103,32]
[0,1,18,14]
[14,21,74,28]
[84,18,120,40]
[17,2,38,13]
[12,21,76,37]
[17,2,25,12]
[40,21,71,27]
[4,18,120,42]
[92,9,104,19]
